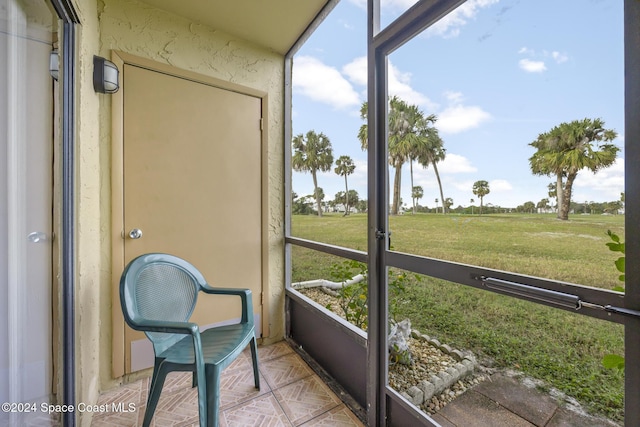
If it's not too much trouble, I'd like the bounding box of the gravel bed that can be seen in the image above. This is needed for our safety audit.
[297,287,489,415]
[388,336,455,389]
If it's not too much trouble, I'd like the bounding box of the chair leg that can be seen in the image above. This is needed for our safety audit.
[205,364,222,427]
[143,361,169,427]
[250,336,260,389]
[195,365,208,427]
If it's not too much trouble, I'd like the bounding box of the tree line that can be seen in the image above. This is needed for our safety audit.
[293,96,447,216]
[293,98,619,220]
[291,131,361,216]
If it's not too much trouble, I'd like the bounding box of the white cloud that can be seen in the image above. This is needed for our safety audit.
[342,56,367,86]
[443,91,464,104]
[489,179,513,192]
[425,0,500,38]
[439,153,477,174]
[438,105,492,134]
[574,158,624,196]
[518,48,568,72]
[343,56,436,109]
[349,0,498,38]
[551,51,569,64]
[405,154,478,207]
[293,56,361,109]
[412,167,436,188]
[519,58,547,73]
[388,63,435,108]
[343,63,492,134]
[450,179,477,192]
[436,91,491,133]
[518,47,534,55]
[412,154,476,193]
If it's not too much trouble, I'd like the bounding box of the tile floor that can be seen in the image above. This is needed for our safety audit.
[92,342,365,427]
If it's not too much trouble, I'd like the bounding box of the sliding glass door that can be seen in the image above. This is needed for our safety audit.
[1,0,57,408]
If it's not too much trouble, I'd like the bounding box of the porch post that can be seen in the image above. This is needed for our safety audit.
[624,0,640,425]
[367,1,388,425]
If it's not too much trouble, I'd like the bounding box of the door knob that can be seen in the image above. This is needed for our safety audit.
[27,231,48,243]
[128,228,143,239]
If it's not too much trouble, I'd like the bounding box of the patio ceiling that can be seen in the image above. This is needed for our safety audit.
[138,0,331,54]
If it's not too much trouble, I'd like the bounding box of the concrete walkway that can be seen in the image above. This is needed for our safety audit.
[429,373,620,427]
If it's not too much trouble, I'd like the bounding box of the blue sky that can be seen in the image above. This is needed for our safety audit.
[291,0,624,210]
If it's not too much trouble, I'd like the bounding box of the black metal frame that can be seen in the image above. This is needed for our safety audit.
[284,0,639,425]
[49,1,79,426]
[287,290,367,407]
[624,1,640,423]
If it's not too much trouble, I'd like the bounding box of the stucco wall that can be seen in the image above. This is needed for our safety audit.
[69,1,103,425]
[70,0,285,421]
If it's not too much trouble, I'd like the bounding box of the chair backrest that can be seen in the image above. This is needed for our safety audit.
[120,253,208,351]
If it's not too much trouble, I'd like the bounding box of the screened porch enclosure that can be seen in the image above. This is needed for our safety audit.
[285,0,639,426]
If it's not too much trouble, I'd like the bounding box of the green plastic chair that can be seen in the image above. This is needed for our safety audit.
[119,253,260,427]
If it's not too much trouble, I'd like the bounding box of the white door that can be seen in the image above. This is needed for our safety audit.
[0,0,55,420]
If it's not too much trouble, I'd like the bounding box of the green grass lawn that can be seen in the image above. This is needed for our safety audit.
[291,212,625,421]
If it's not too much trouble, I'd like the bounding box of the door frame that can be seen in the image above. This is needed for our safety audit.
[110,51,270,378]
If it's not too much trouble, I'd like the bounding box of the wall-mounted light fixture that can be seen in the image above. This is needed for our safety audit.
[49,50,59,81]
[93,55,119,94]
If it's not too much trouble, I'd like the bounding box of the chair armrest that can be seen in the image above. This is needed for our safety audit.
[200,286,250,296]
[200,285,254,324]
[129,318,200,335]
[136,318,207,375]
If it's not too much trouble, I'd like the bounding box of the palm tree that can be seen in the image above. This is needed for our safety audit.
[334,155,356,215]
[547,182,557,212]
[358,101,369,151]
[334,190,359,214]
[411,186,423,214]
[529,118,618,220]
[358,97,421,215]
[314,187,325,213]
[415,116,446,214]
[472,180,490,214]
[388,97,421,215]
[444,197,454,213]
[523,201,536,213]
[537,198,550,213]
[405,112,435,215]
[470,198,475,215]
[292,130,334,217]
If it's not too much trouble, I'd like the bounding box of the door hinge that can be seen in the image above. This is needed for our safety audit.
[260,118,263,131]
[260,292,264,306]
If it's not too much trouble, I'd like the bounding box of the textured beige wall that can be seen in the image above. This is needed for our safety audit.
[69,1,102,425]
[70,0,286,421]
